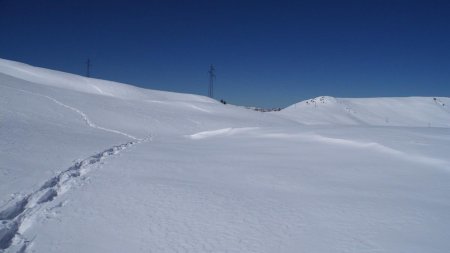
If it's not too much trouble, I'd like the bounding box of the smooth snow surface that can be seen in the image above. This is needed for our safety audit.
[1,58,449,253]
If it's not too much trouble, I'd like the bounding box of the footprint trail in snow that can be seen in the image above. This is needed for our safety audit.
[0,136,152,253]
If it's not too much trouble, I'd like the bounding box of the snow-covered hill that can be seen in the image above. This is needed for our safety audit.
[278,95,450,127]
[1,59,449,253]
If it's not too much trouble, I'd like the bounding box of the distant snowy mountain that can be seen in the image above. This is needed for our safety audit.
[1,59,449,253]
[278,95,450,127]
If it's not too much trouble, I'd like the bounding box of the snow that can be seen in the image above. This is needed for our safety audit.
[0,58,449,252]
[279,95,450,127]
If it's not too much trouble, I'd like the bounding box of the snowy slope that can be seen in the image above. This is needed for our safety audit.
[279,95,450,127]
[1,59,450,253]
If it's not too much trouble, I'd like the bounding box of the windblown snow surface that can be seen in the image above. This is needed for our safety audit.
[0,58,449,253]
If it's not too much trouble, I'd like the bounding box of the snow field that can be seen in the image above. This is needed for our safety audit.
[1,58,449,252]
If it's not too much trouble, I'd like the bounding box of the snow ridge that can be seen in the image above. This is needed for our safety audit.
[0,136,152,252]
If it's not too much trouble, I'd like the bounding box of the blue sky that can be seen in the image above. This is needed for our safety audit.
[1,0,449,108]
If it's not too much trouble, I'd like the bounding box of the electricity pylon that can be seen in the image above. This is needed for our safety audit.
[86,58,91,77]
[208,64,215,98]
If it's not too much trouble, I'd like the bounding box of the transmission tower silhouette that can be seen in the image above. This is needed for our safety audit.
[86,58,91,77]
[208,64,215,98]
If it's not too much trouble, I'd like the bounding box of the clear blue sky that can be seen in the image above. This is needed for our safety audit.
[1,0,449,108]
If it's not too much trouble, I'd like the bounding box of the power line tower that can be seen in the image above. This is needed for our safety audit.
[86,58,91,77]
[208,64,215,98]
